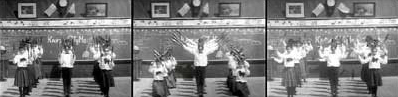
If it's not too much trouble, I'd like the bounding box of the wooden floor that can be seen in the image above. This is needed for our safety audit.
[0,77,131,97]
[267,76,398,97]
[133,77,266,97]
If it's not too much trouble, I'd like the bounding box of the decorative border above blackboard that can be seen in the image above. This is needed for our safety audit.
[133,19,265,28]
[0,19,131,28]
[267,18,398,28]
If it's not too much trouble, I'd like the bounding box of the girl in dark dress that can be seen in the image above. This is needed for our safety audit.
[149,52,170,97]
[358,39,388,97]
[272,45,299,97]
[13,41,31,97]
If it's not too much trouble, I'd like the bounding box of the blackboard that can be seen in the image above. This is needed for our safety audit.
[133,28,265,60]
[267,28,398,60]
[0,28,131,60]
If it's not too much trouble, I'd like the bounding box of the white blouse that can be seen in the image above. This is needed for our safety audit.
[149,62,168,80]
[273,51,297,67]
[359,53,388,69]
[99,53,116,70]
[319,45,347,67]
[58,51,75,68]
[13,52,29,67]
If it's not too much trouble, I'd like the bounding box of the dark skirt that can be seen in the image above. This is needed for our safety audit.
[282,67,297,87]
[34,59,42,79]
[27,64,36,85]
[92,62,101,84]
[235,82,250,96]
[14,67,31,87]
[166,70,176,88]
[152,80,170,97]
[367,69,382,87]
[99,70,115,87]
[361,63,369,82]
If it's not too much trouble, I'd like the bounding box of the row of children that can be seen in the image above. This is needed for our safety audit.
[13,36,116,97]
[150,32,251,97]
[270,35,388,97]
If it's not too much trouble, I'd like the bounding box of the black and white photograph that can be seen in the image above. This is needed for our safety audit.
[0,0,131,97]
[86,3,108,17]
[151,2,170,18]
[18,3,37,18]
[219,3,241,17]
[353,2,375,17]
[285,3,304,18]
[134,0,265,97]
[268,0,398,97]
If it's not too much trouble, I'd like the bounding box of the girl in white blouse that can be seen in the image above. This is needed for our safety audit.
[149,57,170,97]
[98,47,116,97]
[318,39,348,97]
[58,42,76,97]
[358,40,388,97]
[272,45,299,97]
[13,46,31,97]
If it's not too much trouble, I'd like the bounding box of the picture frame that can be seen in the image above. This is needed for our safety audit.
[353,2,375,17]
[86,3,108,17]
[151,2,170,18]
[18,3,37,18]
[218,3,241,17]
[286,3,304,18]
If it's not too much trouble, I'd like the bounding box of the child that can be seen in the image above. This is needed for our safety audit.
[233,56,250,97]
[358,39,388,97]
[98,46,116,97]
[272,45,299,97]
[226,51,237,93]
[58,39,76,97]
[318,39,348,97]
[149,55,170,97]
[13,41,31,97]
[163,48,177,88]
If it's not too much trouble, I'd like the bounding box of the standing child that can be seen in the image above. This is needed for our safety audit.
[13,41,31,97]
[358,39,388,97]
[272,45,299,97]
[163,48,177,88]
[318,39,348,97]
[58,39,76,97]
[149,53,170,97]
[98,46,116,97]
[233,55,250,97]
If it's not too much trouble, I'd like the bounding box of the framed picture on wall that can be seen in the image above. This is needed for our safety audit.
[218,3,241,17]
[353,2,375,17]
[151,2,170,18]
[86,3,108,17]
[18,3,36,18]
[286,3,304,18]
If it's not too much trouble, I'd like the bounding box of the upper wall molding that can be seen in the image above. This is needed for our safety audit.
[0,18,131,28]
[267,18,398,28]
[133,19,266,28]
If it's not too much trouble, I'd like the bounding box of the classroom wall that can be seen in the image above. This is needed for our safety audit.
[133,0,265,18]
[267,0,398,18]
[0,0,131,18]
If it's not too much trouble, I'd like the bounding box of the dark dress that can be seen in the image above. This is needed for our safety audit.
[367,69,382,87]
[282,67,297,87]
[14,67,31,87]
